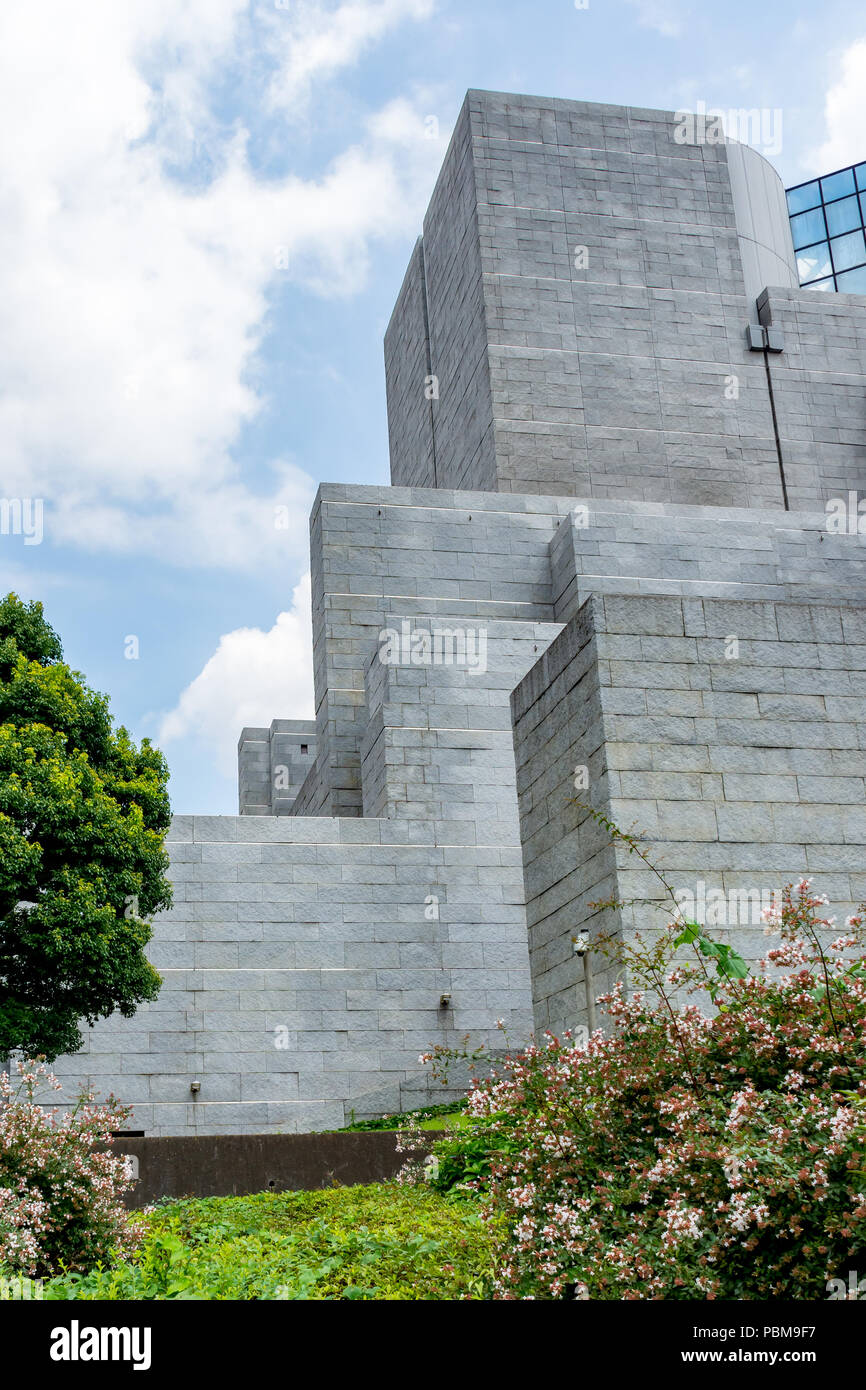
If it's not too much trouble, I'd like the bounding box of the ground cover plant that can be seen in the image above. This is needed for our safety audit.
[0,1061,489,1299]
[38,1185,495,1300]
[340,1100,468,1132]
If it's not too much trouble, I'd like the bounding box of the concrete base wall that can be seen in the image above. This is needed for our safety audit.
[111,1131,431,1207]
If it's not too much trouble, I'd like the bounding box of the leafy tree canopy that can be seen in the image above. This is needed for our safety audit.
[0,594,171,1060]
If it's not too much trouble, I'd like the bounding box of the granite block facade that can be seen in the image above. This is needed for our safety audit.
[512,593,866,1035]
[238,720,316,816]
[385,91,865,513]
[51,814,532,1134]
[49,89,866,1134]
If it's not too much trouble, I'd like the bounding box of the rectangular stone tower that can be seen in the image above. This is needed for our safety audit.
[385,91,865,510]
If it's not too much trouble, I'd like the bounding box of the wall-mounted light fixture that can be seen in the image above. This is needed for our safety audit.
[571,933,596,1033]
[190,1080,201,1095]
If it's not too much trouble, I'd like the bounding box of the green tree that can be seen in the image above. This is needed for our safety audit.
[0,594,171,1060]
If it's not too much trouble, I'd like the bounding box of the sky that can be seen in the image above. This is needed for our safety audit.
[1,0,865,814]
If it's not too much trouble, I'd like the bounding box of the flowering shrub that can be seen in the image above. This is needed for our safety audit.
[424,878,866,1300]
[0,1060,144,1275]
[0,1183,46,1272]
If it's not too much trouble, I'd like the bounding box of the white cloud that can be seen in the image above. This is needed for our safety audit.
[51,461,315,571]
[0,2,443,572]
[267,0,435,112]
[158,572,314,773]
[624,0,684,39]
[812,39,866,173]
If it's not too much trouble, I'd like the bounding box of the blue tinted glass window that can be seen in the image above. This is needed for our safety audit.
[825,194,863,237]
[797,243,832,282]
[831,230,866,272]
[836,265,866,294]
[821,168,857,202]
[856,163,866,191]
[803,276,835,291]
[787,181,821,214]
[790,207,826,249]
[860,193,866,225]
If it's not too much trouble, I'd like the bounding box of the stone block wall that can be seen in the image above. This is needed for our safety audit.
[52,482,866,1131]
[509,596,619,1034]
[385,90,801,508]
[237,727,270,816]
[300,482,575,818]
[383,238,437,489]
[51,814,533,1136]
[301,485,866,825]
[238,720,316,815]
[417,96,497,494]
[360,616,563,840]
[549,498,866,617]
[759,286,866,510]
[512,591,866,1035]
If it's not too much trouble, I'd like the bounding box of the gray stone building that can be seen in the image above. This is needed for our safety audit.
[53,90,866,1135]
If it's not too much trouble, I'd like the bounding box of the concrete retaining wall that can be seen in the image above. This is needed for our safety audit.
[110,1131,428,1208]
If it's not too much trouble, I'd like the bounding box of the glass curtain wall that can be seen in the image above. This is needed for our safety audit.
[787,162,866,294]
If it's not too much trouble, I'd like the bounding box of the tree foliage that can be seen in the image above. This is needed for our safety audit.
[0,594,171,1059]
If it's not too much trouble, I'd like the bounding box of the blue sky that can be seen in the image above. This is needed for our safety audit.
[1,0,864,813]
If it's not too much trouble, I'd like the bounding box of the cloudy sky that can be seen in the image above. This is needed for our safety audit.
[1,0,864,813]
